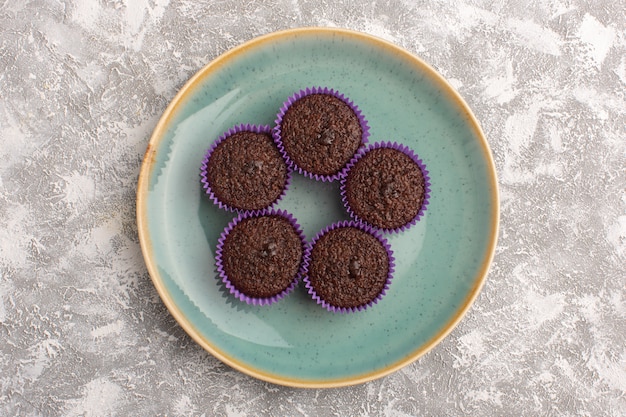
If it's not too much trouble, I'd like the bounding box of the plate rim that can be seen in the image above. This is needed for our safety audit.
[136,26,500,388]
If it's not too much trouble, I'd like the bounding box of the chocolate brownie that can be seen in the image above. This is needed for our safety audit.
[206,130,287,211]
[279,93,363,176]
[344,147,425,230]
[307,226,390,309]
[220,215,303,299]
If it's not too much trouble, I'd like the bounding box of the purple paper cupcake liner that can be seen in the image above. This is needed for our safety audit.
[273,86,370,182]
[215,208,307,306]
[339,141,431,234]
[200,123,292,213]
[302,220,396,313]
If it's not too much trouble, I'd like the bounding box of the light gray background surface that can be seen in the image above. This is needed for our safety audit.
[1,1,625,416]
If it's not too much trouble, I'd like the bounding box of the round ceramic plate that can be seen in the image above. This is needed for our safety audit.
[137,27,499,388]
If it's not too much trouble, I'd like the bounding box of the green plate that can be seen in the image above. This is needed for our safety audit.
[137,27,499,388]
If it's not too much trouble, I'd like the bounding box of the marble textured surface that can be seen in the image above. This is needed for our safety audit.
[1,1,624,415]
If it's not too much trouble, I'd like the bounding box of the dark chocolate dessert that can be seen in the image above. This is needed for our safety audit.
[202,125,288,212]
[343,144,428,231]
[274,88,368,180]
[218,213,304,301]
[305,223,392,311]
